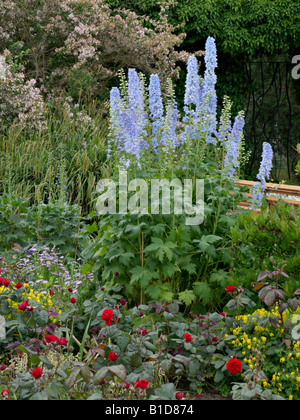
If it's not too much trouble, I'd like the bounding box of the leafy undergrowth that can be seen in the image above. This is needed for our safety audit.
[1,247,299,400]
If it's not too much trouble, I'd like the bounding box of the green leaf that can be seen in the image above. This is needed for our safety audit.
[193,282,213,304]
[178,290,196,306]
[130,266,160,288]
[34,310,49,327]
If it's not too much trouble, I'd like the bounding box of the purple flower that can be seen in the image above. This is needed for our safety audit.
[252,142,273,208]
[199,37,218,143]
[149,74,164,152]
[223,111,245,177]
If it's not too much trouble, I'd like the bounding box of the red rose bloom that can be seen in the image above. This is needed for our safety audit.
[59,337,68,346]
[49,290,54,296]
[3,280,10,287]
[70,297,76,304]
[220,312,226,317]
[18,300,29,311]
[175,392,185,400]
[120,299,127,306]
[184,333,193,343]
[134,380,150,390]
[125,382,131,390]
[212,336,218,342]
[141,329,148,336]
[14,282,23,289]
[1,389,9,398]
[43,335,59,345]
[108,351,118,362]
[226,358,242,375]
[225,285,236,293]
[31,367,43,379]
[101,309,114,326]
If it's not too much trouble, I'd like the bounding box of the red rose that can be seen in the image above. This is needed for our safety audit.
[120,299,127,306]
[31,367,43,379]
[134,380,150,390]
[108,351,118,362]
[68,288,73,293]
[3,280,10,287]
[141,329,148,337]
[212,336,218,342]
[184,333,193,343]
[14,282,23,289]
[70,297,76,304]
[125,382,131,390]
[175,392,185,400]
[101,309,114,326]
[226,358,242,375]
[43,335,59,345]
[59,337,68,346]
[1,389,9,398]
[49,290,54,296]
[18,300,29,311]
[0,364,6,371]
[225,285,236,293]
[220,312,226,317]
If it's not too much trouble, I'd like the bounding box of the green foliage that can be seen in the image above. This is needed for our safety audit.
[0,195,85,256]
[108,0,300,56]
[82,161,245,310]
[232,202,300,294]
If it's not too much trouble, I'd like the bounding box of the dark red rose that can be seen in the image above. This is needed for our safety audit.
[134,380,150,390]
[226,358,242,375]
[225,285,236,293]
[18,300,29,311]
[108,351,118,362]
[31,367,43,379]
[101,309,114,326]
[184,333,193,343]
[175,392,185,400]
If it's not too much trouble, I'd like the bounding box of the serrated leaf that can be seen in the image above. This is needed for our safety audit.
[178,290,196,306]
[193,282,212,304]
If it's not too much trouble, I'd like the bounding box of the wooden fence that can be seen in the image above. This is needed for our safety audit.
[237,180,300,210]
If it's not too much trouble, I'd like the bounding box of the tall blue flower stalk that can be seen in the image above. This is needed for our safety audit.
[108,87,123,159]
[252,142,274,208]
[149,74,164,153]
[199,37,218,144]
[126,69,148,164]
[181,55,201,144]
[223,111,245,177]
[161,99,178,151]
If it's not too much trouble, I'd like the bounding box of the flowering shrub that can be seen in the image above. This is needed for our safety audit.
[0,0,195,99]
[0,50,46,130]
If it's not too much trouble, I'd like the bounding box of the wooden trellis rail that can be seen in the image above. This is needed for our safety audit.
[237,180,300,209]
